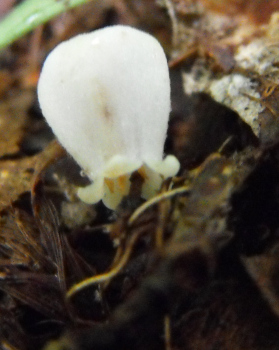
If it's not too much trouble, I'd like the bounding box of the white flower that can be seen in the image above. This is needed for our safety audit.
[38,25,180,209]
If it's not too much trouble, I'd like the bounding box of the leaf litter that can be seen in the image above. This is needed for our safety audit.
[1,1,279,350]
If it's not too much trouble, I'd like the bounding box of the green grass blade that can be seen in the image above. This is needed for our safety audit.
[0,0,93,51]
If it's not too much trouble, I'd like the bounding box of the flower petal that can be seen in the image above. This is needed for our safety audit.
[78,176,104,204]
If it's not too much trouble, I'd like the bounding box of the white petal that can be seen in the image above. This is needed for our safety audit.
[103,155,142,178]
[145,155,180,178]
[141,165,163,199]
[38,25,171,179]
[77,176,104,204]
[103,176,130,209]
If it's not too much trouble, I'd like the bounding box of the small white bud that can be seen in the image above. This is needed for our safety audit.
[38,25,180,209]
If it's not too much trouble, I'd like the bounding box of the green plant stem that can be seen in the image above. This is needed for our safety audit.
[0,0,93,51]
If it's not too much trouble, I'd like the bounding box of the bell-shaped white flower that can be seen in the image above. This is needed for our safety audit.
[38,25,180,209]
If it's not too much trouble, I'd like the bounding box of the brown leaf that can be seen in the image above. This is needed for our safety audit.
[0,157,36,211]
[0,91,33,157]
[0,140,65,212]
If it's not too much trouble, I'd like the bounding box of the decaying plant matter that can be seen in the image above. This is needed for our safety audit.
[1,1,279,350]
[165,0,279,143]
